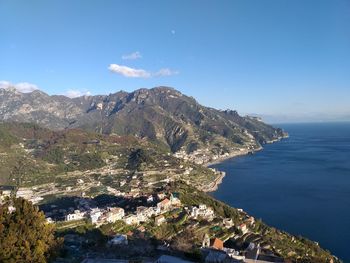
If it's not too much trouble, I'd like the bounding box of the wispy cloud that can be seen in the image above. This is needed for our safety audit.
[108,64,151,78]
[122,51,142,60]
[0,80,39,93]
[64,89,91,98]
[154,68,179,77]
[108,64,178,78]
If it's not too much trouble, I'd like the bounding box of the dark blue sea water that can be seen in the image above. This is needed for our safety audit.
[210,123,350,262]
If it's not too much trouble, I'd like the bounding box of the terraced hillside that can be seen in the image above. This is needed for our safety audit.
[0,122,217,192]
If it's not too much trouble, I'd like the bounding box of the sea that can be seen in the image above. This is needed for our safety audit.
[210,122,350,263]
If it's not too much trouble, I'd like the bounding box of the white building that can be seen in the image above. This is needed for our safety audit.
[89,208,102,224]
[170,193,181,207]
[136,206,154,222]
[14,188,42,204]
[237,223,248,234]
[147,195,154,203]
[157,198,171,213]
[155,215,166,226]
[8,205,16,213]
[223,218,234,228]
[16,188,33,200]
[123,214,139,225]
[199,204,207,210]
[66,210,85,221]
[190,204,214,220]
[106,207,125,223]
[0,189,12,199]
[29,196,43,204]
[190,206,199,218]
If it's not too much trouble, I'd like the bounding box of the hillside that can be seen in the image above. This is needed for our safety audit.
[2,88,338,263]
[0,105,340,262]
[0,122,218,192]
[0,87,287,164]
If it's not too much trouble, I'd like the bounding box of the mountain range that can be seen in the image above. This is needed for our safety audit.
[0,86,287,155]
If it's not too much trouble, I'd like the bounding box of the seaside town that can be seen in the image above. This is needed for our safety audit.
[0,0,350,263]
[0,129,336,263]
[0,120,338,263]
[1,179,286,263]
[1,0,347,261]
[0,138,289,263]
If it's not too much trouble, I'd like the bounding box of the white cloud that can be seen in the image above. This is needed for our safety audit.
[64,89,91,98]
[108,64,151,78]
[108,64,179,78]
[154,68,179,77]
[0,80,39,93]
[15,82,39,93]
[122,51,142,60]
[0,81,11,89]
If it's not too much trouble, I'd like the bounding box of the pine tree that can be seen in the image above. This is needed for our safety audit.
[0,198,61,263]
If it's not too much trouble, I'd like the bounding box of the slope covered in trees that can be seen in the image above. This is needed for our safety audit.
[0,198,62,262]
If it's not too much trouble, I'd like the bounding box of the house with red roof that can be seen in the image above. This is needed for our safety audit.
[210,238,224,250]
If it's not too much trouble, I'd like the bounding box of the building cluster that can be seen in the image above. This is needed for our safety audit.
[174,149,214,165]
[201,233,284,263]
[0,186,43,204]
[174,149,238,165]
[54,192,183,228]
[0,187,43,204]
[189,204,215,221]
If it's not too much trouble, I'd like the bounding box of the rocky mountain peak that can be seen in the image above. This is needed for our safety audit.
[0,86,286,153]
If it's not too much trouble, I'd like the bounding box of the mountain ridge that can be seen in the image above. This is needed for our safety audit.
[0,86,287,163]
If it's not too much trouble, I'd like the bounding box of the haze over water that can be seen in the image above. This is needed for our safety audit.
[211,122,350,262]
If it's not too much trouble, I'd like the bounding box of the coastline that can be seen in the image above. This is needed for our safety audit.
[202,136,288,192]
[201,170,226,192]
[204,146,263,168]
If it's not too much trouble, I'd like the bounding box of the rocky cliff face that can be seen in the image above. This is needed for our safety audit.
[0,88,83,129]
[0,86,287,154]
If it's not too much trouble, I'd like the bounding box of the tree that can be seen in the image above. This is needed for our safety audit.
[0,198,62,263]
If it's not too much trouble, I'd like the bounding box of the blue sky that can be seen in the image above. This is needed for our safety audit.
[1,0,350,122]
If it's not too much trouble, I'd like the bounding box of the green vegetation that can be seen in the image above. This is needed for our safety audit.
[0,198,62,263]
[43,147,65,164]
[170,181,339,263]
[127,148,154,170]
[0,126,19,147]
[0,123,198,186]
